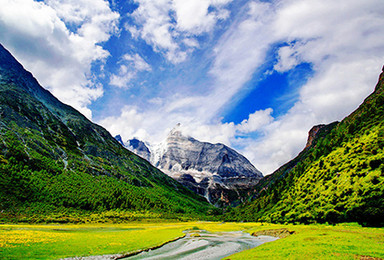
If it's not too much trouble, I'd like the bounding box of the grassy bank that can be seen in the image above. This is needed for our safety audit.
[227,223,384,259]
[0,222,383,259]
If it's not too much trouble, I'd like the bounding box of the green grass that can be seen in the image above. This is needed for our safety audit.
[228,223,384,259]
[0,222,189,259]
[1,222,383,259]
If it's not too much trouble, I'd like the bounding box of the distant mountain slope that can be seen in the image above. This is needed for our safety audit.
[227,66,384,227]
[118,125,263,206]
[126,138,152,162]
[0,43,211,221]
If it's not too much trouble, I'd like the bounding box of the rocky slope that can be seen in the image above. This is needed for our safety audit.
[0,43,211,221]
[118,125,263,206]
[226,66,384,226]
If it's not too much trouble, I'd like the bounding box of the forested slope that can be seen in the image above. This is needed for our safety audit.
[0,44,211,222]
[227,66,384,226]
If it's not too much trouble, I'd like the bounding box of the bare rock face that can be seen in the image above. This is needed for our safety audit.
[305,125,327,149]
[117,126,263,206]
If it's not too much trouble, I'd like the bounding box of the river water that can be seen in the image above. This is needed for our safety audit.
[123,230,278,260]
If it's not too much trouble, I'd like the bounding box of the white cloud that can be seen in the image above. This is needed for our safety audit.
[109,65,135,88]
[109,53,151,88]
[99,105,149,141]
[123,54,151,71]
[179,108,274,145]
[99,104,228,146]
[129,0,181,63]
[173,0,217,34]
[0,0,119,119]
[273,44,301,72]
[181,122,237,145]
[99,94,274,156]
[238,108,274,133]
[183,38,200,48]
[208,1,275,113]
[129,0,233,63]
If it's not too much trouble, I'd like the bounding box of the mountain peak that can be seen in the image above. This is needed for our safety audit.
[169,123,183,137]
[117,125,263,206]
[114,134,124,145]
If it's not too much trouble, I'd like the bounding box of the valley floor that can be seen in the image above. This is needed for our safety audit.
[0,221,383,259]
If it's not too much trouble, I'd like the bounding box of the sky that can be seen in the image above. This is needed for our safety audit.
[1,0,384,174]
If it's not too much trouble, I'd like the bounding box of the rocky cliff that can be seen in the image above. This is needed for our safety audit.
[305,124,328,149]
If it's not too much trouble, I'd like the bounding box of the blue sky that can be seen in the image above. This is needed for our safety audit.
[1,0,384,174]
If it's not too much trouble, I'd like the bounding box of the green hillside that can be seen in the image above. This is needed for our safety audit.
[0,44,212,222]
[226,67,384,227]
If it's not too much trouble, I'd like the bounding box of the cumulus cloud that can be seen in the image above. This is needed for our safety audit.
[0,0,119,118]
[273,44,301,72]
[172,0,230,34]
[128,0,233,63]
[238,108,274,133]
[109,53,151,88]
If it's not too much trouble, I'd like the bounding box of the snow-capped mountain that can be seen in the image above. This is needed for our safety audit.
[115,125,263,206]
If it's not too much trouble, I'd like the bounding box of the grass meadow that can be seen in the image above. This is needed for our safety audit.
[0,221,383,259]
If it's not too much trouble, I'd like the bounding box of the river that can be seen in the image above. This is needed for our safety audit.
[122,230,278,260]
